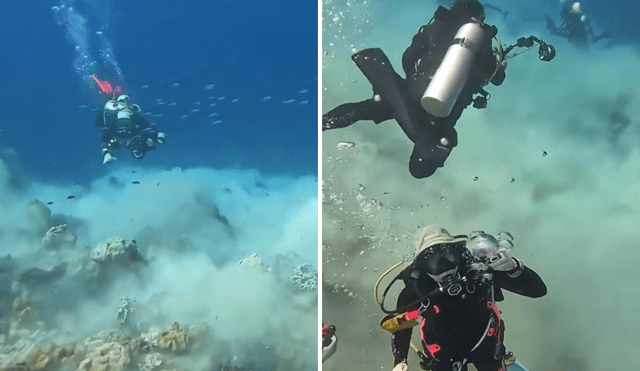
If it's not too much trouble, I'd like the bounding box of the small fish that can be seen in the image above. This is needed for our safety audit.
[157,101,165,105]
[299,89,308,94]
[194,101,201,105]
[132,181,140,184]
[47,202,54,205]
[171,82,180,87]
[209,103,217,107]
[204,84,215,90]
[190,108,200,113]
[231,98,239,103]
[66,195,76,199]
[260,96,271,101]
[209,96,216,100]
[141,84,149,89]
[144,112,152,116]
[282,99,295,104]
[212,120,222,125]
[153,114,162,118]
[78,104,88,109]
[156,98,163,102]
[131,170,137,174]
[168,102,177,107]
[208,113,219,117]
[132,240,137,244]
[299,100,309,105]
[156,182,160,186]
[218,96,226,100]
[181,114,189,119]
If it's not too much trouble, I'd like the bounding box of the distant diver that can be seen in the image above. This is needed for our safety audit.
[322,0,554,179]
[545,1,611,49]
[92,76,167,164]
[376,226,547,371]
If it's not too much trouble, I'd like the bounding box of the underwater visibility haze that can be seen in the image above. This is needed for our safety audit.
[323,0,640,370]
[0,0,318,370]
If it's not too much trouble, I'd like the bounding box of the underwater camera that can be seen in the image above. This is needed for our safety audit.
[503,36,556,62]
[537,40,556,62]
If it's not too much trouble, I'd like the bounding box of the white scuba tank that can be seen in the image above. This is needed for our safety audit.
[421,21,491,118]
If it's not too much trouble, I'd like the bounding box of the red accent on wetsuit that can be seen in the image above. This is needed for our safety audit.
[487,327,495,337]
[424,343,441,358]
[433,305,440,313]
[322,325,329,337]
[488,301,503,339]
[405,310,421,321]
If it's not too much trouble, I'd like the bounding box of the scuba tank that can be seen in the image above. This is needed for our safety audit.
[421,19,495,118]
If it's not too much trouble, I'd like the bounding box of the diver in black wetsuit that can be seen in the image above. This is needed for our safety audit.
[91,76,166,164]
[96,94,167,164]
[378,226,546,371]
[545,1,611,49]
[323,0,506,179]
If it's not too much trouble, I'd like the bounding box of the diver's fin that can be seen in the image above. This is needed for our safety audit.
[545,15,558,34]
[593,31,612,43]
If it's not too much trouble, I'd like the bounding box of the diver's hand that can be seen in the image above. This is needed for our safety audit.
[489,250,517,272]
[393,362,408,371]
[103,153,116,164]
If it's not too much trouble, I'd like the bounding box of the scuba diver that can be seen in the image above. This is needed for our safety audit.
[322,324,338,363]
[545,1,611,49]
[376,225,546,371]
[323,0,554,179]
[92,76,167,164]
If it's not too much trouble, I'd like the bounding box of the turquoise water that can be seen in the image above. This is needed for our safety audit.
[322,0,640,370]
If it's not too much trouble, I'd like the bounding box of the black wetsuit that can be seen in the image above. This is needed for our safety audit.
[391,249,546,371]
[323,0,505,179]
[545,7,611,49]
[96,100,162,159]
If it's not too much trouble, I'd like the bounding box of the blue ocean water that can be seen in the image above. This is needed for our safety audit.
[0,1,318,370]
[0,0,317,183]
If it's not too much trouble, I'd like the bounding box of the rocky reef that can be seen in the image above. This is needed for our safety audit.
[0,222,317,371]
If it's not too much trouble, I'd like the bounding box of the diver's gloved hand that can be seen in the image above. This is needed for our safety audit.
[157,132,166,144]
[103,153,116,164]
[488,250,517,271]
[393,361,409,371]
